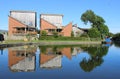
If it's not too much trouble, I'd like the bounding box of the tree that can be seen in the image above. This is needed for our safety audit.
[108,32,114,37]
[112,33,120,41]
[81,10,105,27]
[81,10,109,38]
[88,28,101,38]
[98,24,109,38]
[92,15,105,28]
[81,10,96,25]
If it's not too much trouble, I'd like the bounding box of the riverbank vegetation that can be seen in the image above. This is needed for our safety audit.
[39,36,101,41]
[81,10,109,39]
[112,33,120,41]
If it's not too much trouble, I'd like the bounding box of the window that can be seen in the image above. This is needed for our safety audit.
[48,29,55,32]
[57,29,62,32]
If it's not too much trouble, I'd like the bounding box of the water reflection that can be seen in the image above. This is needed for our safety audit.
[39,46,83,69]
[80,46,109,72]
[8,45,37,72]
[113,41,120,48]
[7,44,110,72]
[0,47,4,55]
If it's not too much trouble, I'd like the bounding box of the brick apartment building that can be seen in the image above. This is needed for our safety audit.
[8,10,37,36]
[40,14,72,37]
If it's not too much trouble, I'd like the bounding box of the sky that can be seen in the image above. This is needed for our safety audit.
[0,0,120,34]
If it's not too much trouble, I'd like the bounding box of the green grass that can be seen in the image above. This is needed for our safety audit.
[1,36,102,45]
[3,39,101,44]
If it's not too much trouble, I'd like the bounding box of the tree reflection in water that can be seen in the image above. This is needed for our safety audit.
[39,45,109,71]
[113,41,120,48]
[80,46,109,72]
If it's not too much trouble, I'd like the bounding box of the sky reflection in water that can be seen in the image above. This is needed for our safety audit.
[0,44,120,79]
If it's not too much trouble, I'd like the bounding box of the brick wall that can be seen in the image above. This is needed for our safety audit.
[40,18,57,31]
[61,22,72,37]
[8,16,26,36]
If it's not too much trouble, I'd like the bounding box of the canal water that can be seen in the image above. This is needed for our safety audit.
[0,43,120,79]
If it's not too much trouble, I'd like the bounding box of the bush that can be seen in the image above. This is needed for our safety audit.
[52,32,58,38]
[41,30,47,36]
[39,36,100,41]
[80,33,89,38]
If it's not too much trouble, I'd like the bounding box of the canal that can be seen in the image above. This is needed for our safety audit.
[0,43,120,79]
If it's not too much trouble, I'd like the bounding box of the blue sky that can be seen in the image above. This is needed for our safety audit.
[0,0,120,33]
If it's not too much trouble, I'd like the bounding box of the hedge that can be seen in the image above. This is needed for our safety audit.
[39,36,101,41]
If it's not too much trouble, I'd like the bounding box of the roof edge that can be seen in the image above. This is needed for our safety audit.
[40,14,64,17]
[10,10,36,13]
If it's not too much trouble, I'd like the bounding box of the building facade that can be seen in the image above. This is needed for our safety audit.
[72,24,89,37]
[8,10,37,36]
[40,14,72,37]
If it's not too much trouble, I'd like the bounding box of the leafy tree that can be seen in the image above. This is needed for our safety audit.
[81,10,105,28]
[108,32,114,37]
[98,24,109,38]
[88,28,101,38]
[112,33,120,41]
[81,10,96,25]
[81,10,109,38]
[92,15,105,28]
[112,33,120,47]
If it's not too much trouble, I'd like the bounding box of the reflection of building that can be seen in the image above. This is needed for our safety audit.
[39,46,84,69]
[72,47,83,56]
[40,53,62,69]
[40,47,72,69]
[40,14,72,36]
[8,46,37,72]
[8,10,37,36]
[60,47,72,59]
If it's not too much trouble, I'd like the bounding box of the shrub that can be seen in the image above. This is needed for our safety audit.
[71,31,74,37]
[39,36,100,41]
[41,30,47,36]
[80,33,89,38]
[52,32,58,38]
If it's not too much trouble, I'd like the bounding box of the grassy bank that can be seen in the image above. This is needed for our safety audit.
[0,39,101,48]
[0,36,102,48]
[39,36,102,41]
